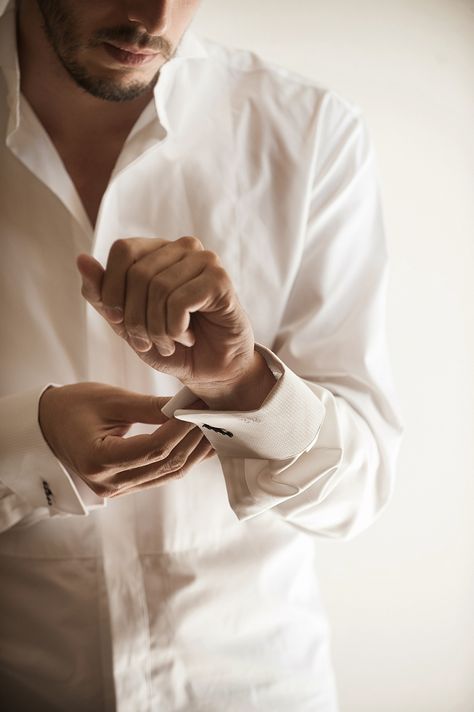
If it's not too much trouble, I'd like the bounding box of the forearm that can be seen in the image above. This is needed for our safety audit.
[164,346,402,540]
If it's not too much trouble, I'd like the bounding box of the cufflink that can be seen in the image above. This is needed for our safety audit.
[202,424,233,438]
[42,480,54,506]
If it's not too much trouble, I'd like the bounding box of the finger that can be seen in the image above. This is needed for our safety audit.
[77,254,105,307]
[102,391,171,426]
[144,439,214,485]
[101,238,167,322]
[76,254,129,341]
[96,417,198,468]
[166,266,232,337]
[108,428,206,493]
[122,243,190,354]
[111,438,214,497]
[123,258,154,353]
[157,438,214,479]
[122,238,205,355]
[147,252,215,354]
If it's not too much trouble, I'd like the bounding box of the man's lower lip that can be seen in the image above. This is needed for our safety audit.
[103,43,158,66]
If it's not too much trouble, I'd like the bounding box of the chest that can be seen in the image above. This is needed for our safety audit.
[55,136,127,228]
[1,116,310,358]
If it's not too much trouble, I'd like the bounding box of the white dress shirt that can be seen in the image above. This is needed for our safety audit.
[0,1,403,710]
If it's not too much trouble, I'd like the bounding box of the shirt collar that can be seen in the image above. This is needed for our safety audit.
[149,26,208,138]
[0,0,20,140]
[172,26,208,62]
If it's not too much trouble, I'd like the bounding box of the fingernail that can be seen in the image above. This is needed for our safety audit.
[157,343,175,357]
[103,306,123,323]
[130,335,152,351]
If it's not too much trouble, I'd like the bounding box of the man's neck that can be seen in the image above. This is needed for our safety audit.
[16,0,158,227]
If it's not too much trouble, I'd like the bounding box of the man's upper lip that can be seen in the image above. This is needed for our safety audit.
[105,42,158,56]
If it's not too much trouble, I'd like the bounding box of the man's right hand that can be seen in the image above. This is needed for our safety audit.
[38,382,213,499]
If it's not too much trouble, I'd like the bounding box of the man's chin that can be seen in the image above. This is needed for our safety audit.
[70,69,159,102]
[85,80,155,103]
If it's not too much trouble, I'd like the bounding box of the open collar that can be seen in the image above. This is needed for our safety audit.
[0,0,208,143]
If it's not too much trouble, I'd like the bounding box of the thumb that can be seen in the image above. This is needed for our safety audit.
[77,253,104,306]
[115,391,171,425]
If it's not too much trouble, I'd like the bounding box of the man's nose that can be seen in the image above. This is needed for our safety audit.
[126,0,173,35]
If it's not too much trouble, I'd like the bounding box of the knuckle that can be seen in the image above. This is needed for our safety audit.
[201,249,220,266]
[149,445,172,463]
[178,235,203,251]
[206,263,228,282]
[110,238,134,261]
[165,454,187,472]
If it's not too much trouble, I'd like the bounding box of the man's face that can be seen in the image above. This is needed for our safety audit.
[34,0,200,102]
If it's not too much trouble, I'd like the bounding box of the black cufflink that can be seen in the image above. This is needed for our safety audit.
[202,424,233,438]
[42,480,54,506]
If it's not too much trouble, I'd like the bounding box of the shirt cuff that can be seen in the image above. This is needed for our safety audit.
[162,344,324,459]
[162,344,326,517]
[0,385,105,517]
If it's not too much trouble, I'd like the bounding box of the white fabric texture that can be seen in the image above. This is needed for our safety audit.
[0,1,403,710]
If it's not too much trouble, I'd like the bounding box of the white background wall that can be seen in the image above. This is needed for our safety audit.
[193,2,474,710]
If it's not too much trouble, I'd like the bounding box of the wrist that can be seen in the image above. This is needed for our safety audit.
[188,350,277,411]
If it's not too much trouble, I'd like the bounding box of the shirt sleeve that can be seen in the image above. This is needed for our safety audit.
[163,93,404,540]
[0,385,105,532]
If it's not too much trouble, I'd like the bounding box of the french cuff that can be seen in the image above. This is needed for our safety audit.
[0,385,105,517]
[163,344,324,458]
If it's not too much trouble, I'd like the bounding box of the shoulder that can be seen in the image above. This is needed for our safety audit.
[198,36,363,131]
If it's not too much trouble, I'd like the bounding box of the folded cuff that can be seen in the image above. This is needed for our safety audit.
[162,344,325,460]
[0,385,105,517]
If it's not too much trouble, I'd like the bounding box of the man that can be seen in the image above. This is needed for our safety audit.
[0,1,403,710]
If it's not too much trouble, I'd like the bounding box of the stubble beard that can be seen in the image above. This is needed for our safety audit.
[35,0,170,102]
